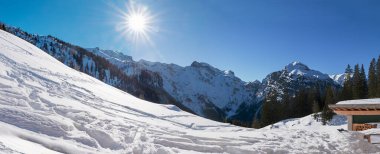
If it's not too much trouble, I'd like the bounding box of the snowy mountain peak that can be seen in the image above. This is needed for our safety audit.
[330,73,349,86]
[224,70,235,76]
[284,61,310,72]
[190,61,214,68]
[259,61,339,101]
[282,61,330,79]
[190,61,224,76]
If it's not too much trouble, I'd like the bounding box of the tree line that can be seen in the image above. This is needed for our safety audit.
[0,23,5,31]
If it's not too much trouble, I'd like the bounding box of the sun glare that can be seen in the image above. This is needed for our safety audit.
[115,2,156,44]
[127,14,148,32]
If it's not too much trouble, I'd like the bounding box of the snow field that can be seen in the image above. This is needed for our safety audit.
[0,29,379,153]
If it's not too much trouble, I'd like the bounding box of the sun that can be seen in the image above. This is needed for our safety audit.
[115,2,156,44]
[127,13,148,32]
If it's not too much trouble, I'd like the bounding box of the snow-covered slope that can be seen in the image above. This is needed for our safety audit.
[2,25,184,110]
[1,29,378,153]
[265,115,380,153]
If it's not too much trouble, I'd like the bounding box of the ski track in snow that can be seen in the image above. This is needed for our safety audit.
[0,30,380,153]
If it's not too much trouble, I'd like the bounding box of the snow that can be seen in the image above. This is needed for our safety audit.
[285,61,330,80]
[0,29,380,153]
[136,59,259,117]
[330,73,346,85]
[338,98,380,105]
[87,47,133,63]
[370,135,380,144]
[265,114,380,152]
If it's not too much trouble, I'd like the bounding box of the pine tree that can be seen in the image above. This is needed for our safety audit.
[260,91,279,127]
[312,100,321,121]
[306,88,317,114]
[289,89,310,118]
[352,64,368,99]
[352,64,361,99]
[321,86,335,125]
[341,64,353,100]
[360,64,368,98]
[0,23,5,31]
[368,58,377,98]
[260,100,273,127]
[312,100,320,113]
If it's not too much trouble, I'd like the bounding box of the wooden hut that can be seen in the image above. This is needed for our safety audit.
[329,99,380,131]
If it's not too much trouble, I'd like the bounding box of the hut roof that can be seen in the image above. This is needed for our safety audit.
[329,99,380,115]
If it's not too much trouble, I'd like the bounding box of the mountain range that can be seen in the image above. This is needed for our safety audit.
[0,23,342,124]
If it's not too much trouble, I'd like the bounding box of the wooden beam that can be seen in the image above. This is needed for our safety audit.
[347,115,353,131]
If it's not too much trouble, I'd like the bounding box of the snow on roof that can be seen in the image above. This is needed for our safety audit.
[337,98,380,105]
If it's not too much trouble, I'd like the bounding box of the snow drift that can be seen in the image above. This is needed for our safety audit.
[0,29,379,153]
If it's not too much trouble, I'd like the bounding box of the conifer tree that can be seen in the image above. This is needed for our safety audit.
[260,91,279,127]
[321,86,335,125]
[293,90,304,117]
[312,100,320,113]
[0,23,5,31]
[352,64,361,99]
[312,100,321,121]
[360,64,368,98]
[260,101,272,127]
[368,58,377,98]
[341,64,353,100]
[281,88,291,116]
[306,88,316,114]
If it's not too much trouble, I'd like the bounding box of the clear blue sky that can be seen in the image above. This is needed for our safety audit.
[1,0,380,81]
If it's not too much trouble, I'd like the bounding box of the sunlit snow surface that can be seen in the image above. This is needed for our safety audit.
[338,98,380,105]
[0,30,379,153]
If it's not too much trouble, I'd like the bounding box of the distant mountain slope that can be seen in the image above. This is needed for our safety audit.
[260,61,339,98]
[88,47,261,121]
[0,29,377,153]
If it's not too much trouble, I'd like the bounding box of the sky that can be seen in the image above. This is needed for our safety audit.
[0,0,380,81]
